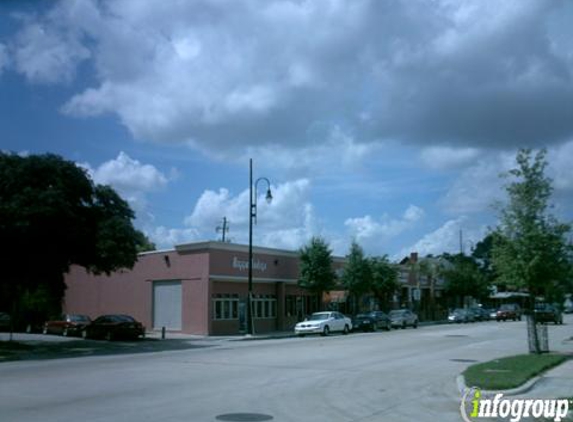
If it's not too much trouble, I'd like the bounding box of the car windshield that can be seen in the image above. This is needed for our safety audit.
[113,315,135,322]
[308,313,330,321]
[69,315,90,322]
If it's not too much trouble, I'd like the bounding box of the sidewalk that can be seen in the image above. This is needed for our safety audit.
[458,336,573,421]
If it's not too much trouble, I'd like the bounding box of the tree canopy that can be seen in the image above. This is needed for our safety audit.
[492,149,572,303]
[369,255,399,307]
[298,236,336,309]
[441,253,489,304]
[341,241,371,298]
[0,153,148,319]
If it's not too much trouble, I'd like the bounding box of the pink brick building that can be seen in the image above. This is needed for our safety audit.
[64,241,344,335]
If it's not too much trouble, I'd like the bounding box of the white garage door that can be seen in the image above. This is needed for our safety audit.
[153,280,182,330]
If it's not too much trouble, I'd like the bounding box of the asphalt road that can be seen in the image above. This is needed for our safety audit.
[1,317,572,422]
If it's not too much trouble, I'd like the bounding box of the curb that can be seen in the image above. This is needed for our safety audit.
[456,374,542,397]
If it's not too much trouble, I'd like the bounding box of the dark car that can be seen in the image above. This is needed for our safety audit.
[352,311,391,332]
[534,304,563,325]
[470,307,490,322]
[0,312,11,332]
[389,309,418,329]
[83,315,145,341]
[43,314,92,337]
[448,308,474,323]
[496,303,522,321]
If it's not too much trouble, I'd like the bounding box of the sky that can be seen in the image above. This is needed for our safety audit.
[1,0,572,260]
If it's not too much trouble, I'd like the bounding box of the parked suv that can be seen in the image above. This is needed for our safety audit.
[495,303,522,321]
[534,304,563,324]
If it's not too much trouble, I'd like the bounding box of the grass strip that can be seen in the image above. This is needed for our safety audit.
[463,353,568,390]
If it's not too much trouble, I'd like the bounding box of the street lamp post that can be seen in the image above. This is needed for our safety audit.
[247,158,272,336]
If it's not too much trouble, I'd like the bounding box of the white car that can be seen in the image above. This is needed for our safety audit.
[294,311,352,337]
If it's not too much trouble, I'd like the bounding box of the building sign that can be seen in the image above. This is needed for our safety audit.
[232,257,267,272]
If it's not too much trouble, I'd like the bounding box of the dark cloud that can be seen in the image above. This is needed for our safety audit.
[6,0,573,153]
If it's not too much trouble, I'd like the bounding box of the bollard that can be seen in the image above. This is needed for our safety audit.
[161,326,166,340]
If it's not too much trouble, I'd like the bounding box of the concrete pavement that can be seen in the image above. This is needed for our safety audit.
[2,317,572,422]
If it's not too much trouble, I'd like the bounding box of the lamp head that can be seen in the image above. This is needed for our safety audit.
[265,188,273,204]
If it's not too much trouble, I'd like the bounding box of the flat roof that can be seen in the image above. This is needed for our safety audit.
[139,240,345,261]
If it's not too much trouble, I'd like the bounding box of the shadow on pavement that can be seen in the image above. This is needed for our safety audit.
[0,337,213,362]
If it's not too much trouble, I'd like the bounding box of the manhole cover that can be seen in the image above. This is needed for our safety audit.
[216,413,274,422]
[450,358,478,363]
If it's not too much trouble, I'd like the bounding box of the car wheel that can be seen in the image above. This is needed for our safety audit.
[343,325,350,335]
[298,334,305,337]
[413,321,418,329]
[371,324,377,332]
[321,326,330,336]
[63,328,69,337]
[402,322,406,329]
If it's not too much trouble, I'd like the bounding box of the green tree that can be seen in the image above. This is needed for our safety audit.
[369,255,399,310]
[298,236,336,310]
[0,153,145,327]
[135,230,156,253]
[472,233,497,287]
[492,148,572,353]
[441,253,489,307]
[341,241,371,312]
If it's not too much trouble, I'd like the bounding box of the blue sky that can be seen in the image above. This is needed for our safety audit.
[1,0,572,260]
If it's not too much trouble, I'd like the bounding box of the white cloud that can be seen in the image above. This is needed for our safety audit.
[78,152,171,230]
[149,226,201,249]
[440,152,515,214]
[397,218,485,259]
[89,151,169,193]
[182,178,319,249]
[8,0,572,152]
[13,9,91,84]
[345,205,425,252]
[420,146,482,170]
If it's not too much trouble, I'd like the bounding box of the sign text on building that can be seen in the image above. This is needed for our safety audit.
[232,257,267,272]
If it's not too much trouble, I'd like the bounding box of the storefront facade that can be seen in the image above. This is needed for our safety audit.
[64,241,342,335]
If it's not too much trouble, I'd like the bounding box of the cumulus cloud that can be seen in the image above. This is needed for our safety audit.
[441,144,573,216]
[182,178,319,249]
[5,0,572,154]
[240,127,378,175]
[397,218,485,259]
[440,152,515,214]
[89,151,169,193]
[149,226,201,249]
[79,152,170,225]
[345,205,425,252]
[12,3,91,84]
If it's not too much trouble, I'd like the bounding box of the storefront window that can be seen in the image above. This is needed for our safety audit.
[212,294,239,320]
[252,295,277,319]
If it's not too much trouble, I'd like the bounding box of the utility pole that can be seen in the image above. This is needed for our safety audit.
[216,217,229,242]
